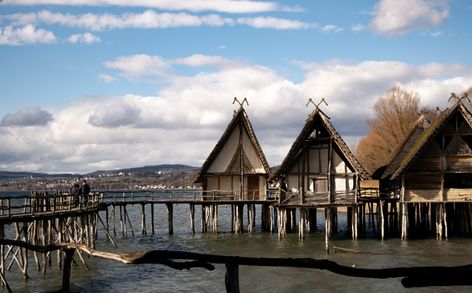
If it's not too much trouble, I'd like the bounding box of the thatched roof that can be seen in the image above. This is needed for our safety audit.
[379,116,430,179]
[272,108,371,180]
[195,107,270,183]
[384,101,472,180]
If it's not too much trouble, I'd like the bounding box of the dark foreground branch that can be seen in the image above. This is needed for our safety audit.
[2,239,472,291]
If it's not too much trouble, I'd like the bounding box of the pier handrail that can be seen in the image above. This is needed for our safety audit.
[1,239,472,293]
[100,189,275,204]
[0,192,102,220]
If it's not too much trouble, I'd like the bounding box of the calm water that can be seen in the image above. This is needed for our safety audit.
[3,202,472,292]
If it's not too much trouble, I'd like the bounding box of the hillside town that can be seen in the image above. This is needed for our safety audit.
[0,165,200,191]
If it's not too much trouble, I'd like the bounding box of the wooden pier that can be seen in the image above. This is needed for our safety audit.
[0,189,280,290]
[0,186,471,290]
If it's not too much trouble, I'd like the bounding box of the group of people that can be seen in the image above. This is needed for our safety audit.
[70,180,91,206]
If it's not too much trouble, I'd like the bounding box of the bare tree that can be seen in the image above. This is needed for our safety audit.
[356,86,421,173]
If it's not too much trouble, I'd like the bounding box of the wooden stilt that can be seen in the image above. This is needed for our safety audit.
[247,204,254,235]
[112,205,116,237]
[298,208,306,241]
[443,203,448,240]
[166,203,174,236]
[189,204,195,234]
[105,206,109,235]
[141,204,146,236]
[151,204,155,235]
[231,205,235,233]
[325,207,330,254]
[234,205,243,234]
[201,205,207,233]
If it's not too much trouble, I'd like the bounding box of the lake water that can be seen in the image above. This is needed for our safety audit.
[3,202,472,292]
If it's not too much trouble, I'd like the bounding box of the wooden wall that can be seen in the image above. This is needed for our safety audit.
[403,111,472,202]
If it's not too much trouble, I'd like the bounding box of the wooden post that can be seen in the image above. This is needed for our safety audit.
[443,203,448,240]
[234,204,243,234]
[201,205,207,233]
[325,207,330,254]
[231,205,235,233]
[141,204,147,236]
[151,204,155,235]
[119,206,124,238]
[112,205,116,237]
[401,174,408,240]
[285,208,292,233]
[225,263,240,293]
[211,205,218,234]
[105,206,109,234]
[353,206,358,240]
[247,204,253,235]
[62,248,75,292]
[299,208,306,241]
[166,203,174,236]
[380,200,385,241]
[278,208,286,240]
[189,204,195,234]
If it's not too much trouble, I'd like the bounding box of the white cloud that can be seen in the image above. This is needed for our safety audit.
[103,54,171,79]
[429,30,444,37]
[5,10,235,31]
[351,23,365,32]
[68,32,100,44]
[1,107,53,126]
[98,74,116,83]
[236,16,314,30]
[4,10,315,31]
[102,54,244,81]
[173,54,240,68]
[370,0,449,36]
[320,24,344,33]
[6,0,285,14]
[0,24,56,45]
[2,57,472,173]
[89,100,141,128]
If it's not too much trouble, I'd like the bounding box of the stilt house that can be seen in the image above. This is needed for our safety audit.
[380,96,472,239]
[273,107,370,206]
[195,105,270,200]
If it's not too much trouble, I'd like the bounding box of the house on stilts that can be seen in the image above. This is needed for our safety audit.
[195,100,271,233]
[380,94,472,240]
[271,103,370,242]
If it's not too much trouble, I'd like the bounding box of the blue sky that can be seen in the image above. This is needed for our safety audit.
[1,0,472,173]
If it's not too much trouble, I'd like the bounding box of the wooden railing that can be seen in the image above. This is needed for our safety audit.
[279,190,356,205]
[100,189,276,204]
[0,192,102,220]
[0,189,276,220]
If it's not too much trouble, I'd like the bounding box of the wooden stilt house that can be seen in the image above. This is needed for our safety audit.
[273,107,370,206]
[272,105,370,241]
[380,95,472,239]
[195,104,270,201]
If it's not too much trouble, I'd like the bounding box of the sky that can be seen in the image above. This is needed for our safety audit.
[0,0,472,173]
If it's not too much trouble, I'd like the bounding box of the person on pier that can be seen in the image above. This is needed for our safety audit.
[80,180,91,206]
[70,182,80,207]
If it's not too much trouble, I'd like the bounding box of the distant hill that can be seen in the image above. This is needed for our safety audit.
[0,171,78,179]
[0,164,199,180]
[86,164,199,176]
